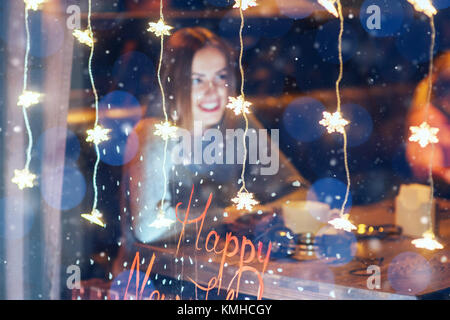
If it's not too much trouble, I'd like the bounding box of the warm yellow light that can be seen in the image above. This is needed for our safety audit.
[409,122,439,148]
[147,19,173,37]
[233,0,258,11]
[328,214,357,232]
[81,209,106,228]
[154,121,178,141]
[149,211,175,229]
[407,0,437,17]
[319,111,349,134]
[17,91,41,108]
[73,29,94,47]
[357,224,366,234]
[231,191,259,211]
[412,230,444,250]
[11,168,36,190]
[86,125,111,145]
[226,95,252,115]
[318,0,339,17]
[24,0,45,11]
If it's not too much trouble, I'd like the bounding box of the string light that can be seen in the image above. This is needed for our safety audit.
[328,214,357,232]
[12,1,42,190]
[319,111,349,134]
[411,230,443,251]
[147,0,176,228]
[318,0,339,17]
[80,0,107,227]
[407,0,437,18]
[73,29,94,47]
[409,122,439,148]
[227,0,260,212]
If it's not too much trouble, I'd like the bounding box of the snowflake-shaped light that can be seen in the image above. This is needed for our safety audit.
[86,125,111,145]
[154,121,178,141]
[233,0,258,11]
[147,19,173,37]
[73,29,94,47]
[231,191,259,211]
[12,169,37,190]
[81,209,106,228]
[412,230,444,251]
[17,91,41,108]
[407,0,437,18]
[24,0,45,11]
[328,214,357,232]
[319,111,349,134]
[226,95,252,115]
[318,0,339,18]
[149,211,175,229]
[409,122,439,148]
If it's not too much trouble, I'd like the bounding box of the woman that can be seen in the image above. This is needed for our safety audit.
[406,51,450,197]
[121,27,309,244]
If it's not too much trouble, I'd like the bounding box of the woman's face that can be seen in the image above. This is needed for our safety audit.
[191,46,229,128]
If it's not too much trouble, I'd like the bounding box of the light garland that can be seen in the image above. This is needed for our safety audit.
[317,0,355,232]
[12,1,43,190]
[76,0,109,228]
[407,1,443,250]
[318,0,339,17]
[227,0,260,212]
[148,0,176,229]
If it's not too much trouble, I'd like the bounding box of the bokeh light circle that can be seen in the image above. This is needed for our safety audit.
[315,21,358,64]
[340,103,374,147]
[307,177,352,212]
[315,225,357,266]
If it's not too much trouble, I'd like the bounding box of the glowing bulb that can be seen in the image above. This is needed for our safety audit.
[81,209,106,228]
[154,121,178,141]
[233,0,258,10]
[328,214,357,232]
[17,91,41,108]
[149,211,175,229]
[73,29,94,47]
[319,111,349,134]
[86,125,111,145]
[412,230,443,250]
[318,0,339,18]
[147,19,173,37]
[409,122,439,148]
[226,95,252,115]
[24,0,45,11]
[407,0,437,17]
[231,191,259,211]
[11,168,36,190]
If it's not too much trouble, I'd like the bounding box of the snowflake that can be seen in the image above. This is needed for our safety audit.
[73,29,94,47]
[319,111,349,134]
[147,19,173,37]
[81,209,106,228]
[11,168,36,190]
[17,91,41,108]
[86,125,111,145]
[231,191,259,211]
[154,121,178,141]
[328,214,357,232]
[318,0,338,18]
[149,211,175,229]
[233,0,258,11]
[24,0,45,11]
[226,95,252,115]
[409,122,439,148]
[412,230,443,251]
[407,0,437,17]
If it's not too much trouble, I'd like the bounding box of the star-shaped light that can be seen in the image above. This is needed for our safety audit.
[318,0,339,18]
[407,0,437,18]
[149,211,175,229]
[233,0,258,11]
[231,191,259,211]
[147,19,173,37]
[154,121,178,141]
[73,29,94,47]
[412,230,444,251]
[319,111,349,134]
[226,95,252,115]
[17,91,41,108]
[409,122,439,148]
[12,168,37,190]
[328,214,357,232]
[24,0,45,11]
[81,209,106,228]
[86,125,111,145]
